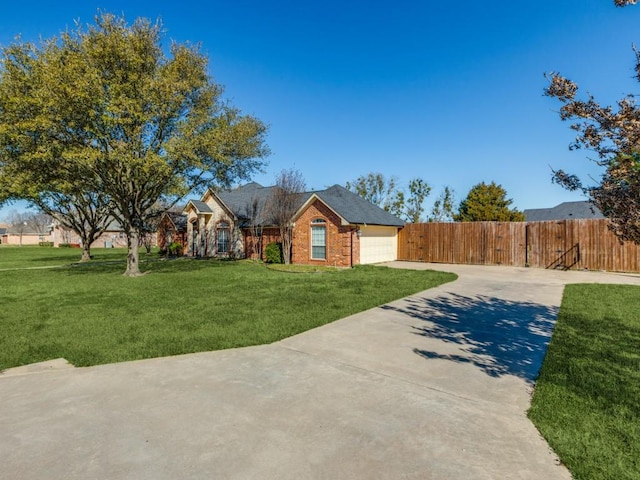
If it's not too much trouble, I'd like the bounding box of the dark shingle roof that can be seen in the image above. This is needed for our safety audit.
[524,201,605,222]
[217,182,274,224]
[164,211,188,232]
[188,200,213,214]
[189,182,405,228]
[316,185,405,227]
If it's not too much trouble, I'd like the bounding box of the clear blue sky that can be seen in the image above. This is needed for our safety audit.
[1,0,639,220]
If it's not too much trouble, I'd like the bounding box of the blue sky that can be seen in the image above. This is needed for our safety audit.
[1,0,639,220]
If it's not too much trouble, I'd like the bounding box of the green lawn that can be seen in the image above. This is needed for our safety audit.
[0,246,456,370]
[529,284,640,480]
[0,244,128,269]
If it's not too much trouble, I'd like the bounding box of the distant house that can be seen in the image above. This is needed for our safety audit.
[182,182,405,266]
[524,201,605,222]
[50,219,129,248]
[0,225,53,245]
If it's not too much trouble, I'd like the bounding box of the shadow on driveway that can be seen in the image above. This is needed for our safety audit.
[381,293,558,383]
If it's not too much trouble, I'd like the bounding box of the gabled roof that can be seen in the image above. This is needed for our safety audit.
[315,185,405,227]
[161,211,188,232]
[217,182,275,225]
[184,182,405,228]
[524,201,605,222]
[184,200,213,214]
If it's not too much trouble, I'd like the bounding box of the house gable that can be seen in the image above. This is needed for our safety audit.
[292,199,359,267]
[183,191,242,258]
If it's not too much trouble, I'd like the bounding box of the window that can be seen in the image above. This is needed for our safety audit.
[311,218,326,260]
[217,221,230,254]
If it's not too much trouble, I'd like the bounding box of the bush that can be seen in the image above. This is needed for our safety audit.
[168,242,183,257]
[59,243,71,248]
[38,242,54,247]
[265,242,283,264]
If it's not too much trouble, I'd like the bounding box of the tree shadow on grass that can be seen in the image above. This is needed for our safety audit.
[381,294,559,383]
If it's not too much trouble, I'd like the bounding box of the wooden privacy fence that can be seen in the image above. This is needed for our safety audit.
[397,219,640,273]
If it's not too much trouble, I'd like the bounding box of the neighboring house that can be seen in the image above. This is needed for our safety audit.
[182,182,405,266]
[157,211,188,253]
[0,226,53,245]
[51,219,130,248]
[524,201,605,222]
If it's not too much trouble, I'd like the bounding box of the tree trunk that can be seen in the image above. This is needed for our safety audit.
[283,230,292,265]
[124,230,142,276]
[80,242,91,262]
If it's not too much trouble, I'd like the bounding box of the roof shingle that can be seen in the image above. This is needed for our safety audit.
[524,201,604,221]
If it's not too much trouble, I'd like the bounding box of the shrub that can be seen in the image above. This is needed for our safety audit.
[265,242,283,264]
[59,243,71,248]
[168,242,183,257]
[39,242,54,247]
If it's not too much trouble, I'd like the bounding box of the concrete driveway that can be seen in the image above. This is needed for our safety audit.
[2,263,639,479]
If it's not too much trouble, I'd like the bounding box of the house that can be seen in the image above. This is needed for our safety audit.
[50,219,130,248]
[182,182,405,266]
[157,211,188,253]
[0,224,53,245]
[524,201,605,222]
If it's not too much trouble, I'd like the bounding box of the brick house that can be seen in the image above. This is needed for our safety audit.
[182,182,404,266]
[156,211,188,253]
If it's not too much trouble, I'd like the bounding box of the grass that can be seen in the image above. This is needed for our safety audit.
[0,246,456,370]
[528,284,640,480]
[0,244,128,269]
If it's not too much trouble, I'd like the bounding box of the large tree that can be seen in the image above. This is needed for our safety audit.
[0,13,268,275]
[545,0,640,244]
[455,181,525,222]
[267,169,306,265]
[0,170,113,261]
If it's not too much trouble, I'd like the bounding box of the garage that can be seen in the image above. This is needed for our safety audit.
[359,225,399,264]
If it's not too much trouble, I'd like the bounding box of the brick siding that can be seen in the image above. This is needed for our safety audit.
[292,199,359,267]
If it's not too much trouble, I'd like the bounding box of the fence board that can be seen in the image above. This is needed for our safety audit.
[397,219,640,273]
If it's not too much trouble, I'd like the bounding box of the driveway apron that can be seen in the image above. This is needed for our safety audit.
[2,262,639,479]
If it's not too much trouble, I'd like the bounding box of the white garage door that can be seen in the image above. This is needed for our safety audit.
[359,226,398,264]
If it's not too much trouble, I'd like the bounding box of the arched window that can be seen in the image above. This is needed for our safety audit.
[217,221,230,254]
[310,218,326,260]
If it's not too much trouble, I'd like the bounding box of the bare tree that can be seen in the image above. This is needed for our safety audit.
[6,210,30,246]
[245,195,264,260]
[267,169,306,264]
[26,212,52,234]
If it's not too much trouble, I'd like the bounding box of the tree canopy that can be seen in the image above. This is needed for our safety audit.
[0,13,269,275]
[429,186,455,222]
[345,172,431,222]
[545,0,640,243]
[455,181,525,222]
[346,172,404,217]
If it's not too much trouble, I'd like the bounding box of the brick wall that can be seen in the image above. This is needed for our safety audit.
[292,200,359,267]
[244,227,280,260]
[157,216,187,253]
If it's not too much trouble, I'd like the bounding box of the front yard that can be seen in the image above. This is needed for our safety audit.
[0,246,456,370]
